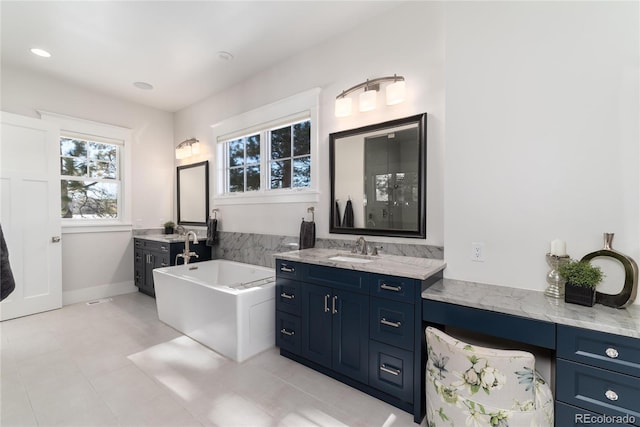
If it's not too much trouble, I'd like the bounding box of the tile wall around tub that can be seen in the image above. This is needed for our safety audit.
[212,231,444,269]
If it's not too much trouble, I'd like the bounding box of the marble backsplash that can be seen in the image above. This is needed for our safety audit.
[212,231,444,269]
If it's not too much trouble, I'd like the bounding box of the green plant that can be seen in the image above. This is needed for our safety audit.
[559,259,604,288]
[163,221,175,228]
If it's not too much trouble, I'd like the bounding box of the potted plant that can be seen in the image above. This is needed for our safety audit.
[163,221,175,235]
[559,259,604,307]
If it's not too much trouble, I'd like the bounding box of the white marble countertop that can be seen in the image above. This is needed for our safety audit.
[422,279,640,339]
[274,248,446,280]
[133,234,198,244]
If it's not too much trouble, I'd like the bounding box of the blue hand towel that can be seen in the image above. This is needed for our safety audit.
[206,218,218,246]
[299,220,316,250]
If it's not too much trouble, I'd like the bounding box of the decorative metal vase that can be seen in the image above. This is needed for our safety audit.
[580,233,638,309]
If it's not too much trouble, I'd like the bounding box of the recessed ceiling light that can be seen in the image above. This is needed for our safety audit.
[30,48,51,58]
[217,51,234,61]
[133,81,154,90]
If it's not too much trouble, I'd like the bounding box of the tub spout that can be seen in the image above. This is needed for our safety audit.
[180,231,200,264]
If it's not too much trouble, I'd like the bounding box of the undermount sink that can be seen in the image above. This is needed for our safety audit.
[328,254,374,264]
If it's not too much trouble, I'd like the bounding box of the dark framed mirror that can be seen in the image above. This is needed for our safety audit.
[330,113,426,238]
[177,160,209,226]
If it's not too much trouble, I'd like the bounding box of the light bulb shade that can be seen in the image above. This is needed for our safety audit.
[335,97,352,117]
[191,141,201,155]
[386,80,406,106]
[359,90,377,112]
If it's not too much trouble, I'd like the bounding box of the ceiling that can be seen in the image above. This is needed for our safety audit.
[1,1,402,112]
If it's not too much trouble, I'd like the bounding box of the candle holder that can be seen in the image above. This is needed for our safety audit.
[545,253,570,299]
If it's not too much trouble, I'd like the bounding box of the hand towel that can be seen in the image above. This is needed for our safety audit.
[1,224,16,301]
[335,201,341,227]
[299,220,316,249]
[342,199,354,228]
[206,218,218,246]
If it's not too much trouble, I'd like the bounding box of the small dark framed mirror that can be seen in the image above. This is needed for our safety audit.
[330,113,427,238]
[177,160,209,226]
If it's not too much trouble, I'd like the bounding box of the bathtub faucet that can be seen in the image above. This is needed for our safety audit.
[177,231,200,264]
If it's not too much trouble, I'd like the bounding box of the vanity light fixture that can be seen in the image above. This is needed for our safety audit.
[334,74,406,117]
[175,138,201,160]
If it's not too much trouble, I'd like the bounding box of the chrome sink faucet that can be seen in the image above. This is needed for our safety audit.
[177,230,199,264]
[353,236,368,255]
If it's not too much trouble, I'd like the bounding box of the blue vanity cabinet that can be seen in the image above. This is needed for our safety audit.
[556,325,640,426]
[133,237,211,297]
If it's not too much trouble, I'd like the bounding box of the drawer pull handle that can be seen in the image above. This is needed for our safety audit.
[605,347,619,359]
[380,318,401,328]
[280,328,295,337]
[280,265,295,273]
[380,364,401,376]
[280,292,295,300]
[605,390,618,401]
[380,283,402,292]
[161,263,168,267]
[324,294,330,313]
[160,246,168,252]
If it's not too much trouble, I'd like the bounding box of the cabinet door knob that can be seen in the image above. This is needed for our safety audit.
[380,364,401,376]
[605,347,619,359]
[605,389,619,401]
[280,292,295,300]
[380,318,401,328]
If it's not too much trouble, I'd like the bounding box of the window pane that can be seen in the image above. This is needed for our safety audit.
[270,127,291,160]
[270,159,291,189]
[61,180,118,219]
[89,142,117,162]
[246,134,261,165]
[293,121,311,156]
[90,161,117,179]
[228,139,245,167]
[246,165,261,191]
[61,158,87,176]
[293,157,311,188]
[60,138,87,157]
[229,168,244,192]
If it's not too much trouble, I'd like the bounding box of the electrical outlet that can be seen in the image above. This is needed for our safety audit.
[471,242,485,262]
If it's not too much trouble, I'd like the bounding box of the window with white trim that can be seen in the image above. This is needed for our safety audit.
[218,118,313,194]
[60,134,121,219]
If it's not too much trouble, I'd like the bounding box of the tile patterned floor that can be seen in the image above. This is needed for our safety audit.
[1,292,424,427]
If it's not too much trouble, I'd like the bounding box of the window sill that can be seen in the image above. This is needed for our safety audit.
[213,189,320,206]
[61,221,133,234]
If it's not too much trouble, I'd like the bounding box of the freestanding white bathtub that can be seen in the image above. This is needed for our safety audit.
[153,260,275,362]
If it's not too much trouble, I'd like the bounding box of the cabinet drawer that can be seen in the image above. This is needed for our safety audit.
[370,297,414,351]
[275,259,303,280]
[144,240,171,253]
[306,264,369,295]
[369,340,414,403]
[370,275,417,303]
[556,401,636,426]
[558,325,640,378]
[557,359,640,425]
[276,279,301,315]
[276,311,301,355]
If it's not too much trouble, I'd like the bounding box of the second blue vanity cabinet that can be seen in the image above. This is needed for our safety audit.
[556,325,640,426]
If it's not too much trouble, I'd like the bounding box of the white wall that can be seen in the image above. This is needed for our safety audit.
[1,66,175,302]
[444,1,639,301]
[174,2,446,248]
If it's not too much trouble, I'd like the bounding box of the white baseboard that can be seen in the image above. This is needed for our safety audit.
[63,281,138,306]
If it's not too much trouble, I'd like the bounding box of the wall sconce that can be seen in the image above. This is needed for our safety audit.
[335,74,406,117]
[175,138,200,159]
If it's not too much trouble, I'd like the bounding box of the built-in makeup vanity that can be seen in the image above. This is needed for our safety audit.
[423,280,640,426]
[274,248,445,423]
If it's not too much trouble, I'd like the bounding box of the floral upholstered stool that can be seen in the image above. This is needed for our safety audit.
[425,326,554,427]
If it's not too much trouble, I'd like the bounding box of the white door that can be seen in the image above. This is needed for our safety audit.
[1,112,62,321]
